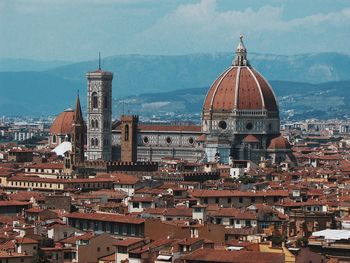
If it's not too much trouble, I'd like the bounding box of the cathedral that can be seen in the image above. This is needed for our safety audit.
[50,36,292,166]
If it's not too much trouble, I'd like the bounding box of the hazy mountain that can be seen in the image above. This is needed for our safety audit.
[0,58,71,72]
[46,52,350,98]
[113,80,350,121]
[0,71,80,116]
[0,52,350,118]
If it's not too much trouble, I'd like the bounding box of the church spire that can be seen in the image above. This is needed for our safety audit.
[70,91,85,166]
[233,35,249,67]
[74,91,84,125]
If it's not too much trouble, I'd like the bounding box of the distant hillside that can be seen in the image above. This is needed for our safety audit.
[113,80,350,121]
[0,58,71,72]
[0,52,350,117]
[47,52,350,97]
[0,72,80,116]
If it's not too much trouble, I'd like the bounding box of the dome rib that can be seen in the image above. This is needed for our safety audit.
[202,36,278,113]
[209,67,232,111]
[202,67,278,113]
[234,66,241,109]
[252,69,279,112]
[50,110,75,135]
[247,67,265,109]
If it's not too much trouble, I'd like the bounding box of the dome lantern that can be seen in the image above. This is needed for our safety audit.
[233,35,249,67]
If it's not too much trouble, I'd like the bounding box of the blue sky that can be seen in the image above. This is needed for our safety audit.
[1,0,350,61]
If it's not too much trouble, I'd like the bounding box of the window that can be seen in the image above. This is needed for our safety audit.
[228,198,231,203]
[245,220,251,227]
[239,197,243,203]
[218,120,227,130]
[188,137,194,144]
[230,219,234,225]
[125,124,129,141]
[97,247,100,252]
[260,222,269,229]
[215,198,219,204]
[143,136,149,144]
[95,138,99,146]
[246,122,253,130]
[166,137,172,144]
[92,92,98,108]
[216,218,222,224]
[91,138,95,146]
[251,197,255,203]
[132,202,140,208]
[118,246,127,254]
[204,198,208,204]
[52,135,57,143]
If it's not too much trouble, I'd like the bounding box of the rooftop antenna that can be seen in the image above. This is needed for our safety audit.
[77,89,79,98]
[98,52,101,70]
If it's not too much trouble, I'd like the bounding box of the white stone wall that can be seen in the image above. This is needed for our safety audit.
[86,73,113,161]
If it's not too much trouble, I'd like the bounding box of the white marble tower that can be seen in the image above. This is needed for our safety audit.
[86,62,113,161]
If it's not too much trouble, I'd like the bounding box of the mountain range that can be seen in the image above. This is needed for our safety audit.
[0,52,350,119]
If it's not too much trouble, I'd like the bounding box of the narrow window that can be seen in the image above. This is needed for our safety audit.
[125,124,129,141]
[92,92,98,109]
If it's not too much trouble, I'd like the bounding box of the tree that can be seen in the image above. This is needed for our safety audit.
[296,236,308,247]
[271,235,285,247]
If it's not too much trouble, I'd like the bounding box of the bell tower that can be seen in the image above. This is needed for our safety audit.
[120,115,138,162]
[86,58,113,161]
[71,94,85,164]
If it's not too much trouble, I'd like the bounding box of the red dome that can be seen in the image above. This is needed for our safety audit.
[268,135,291,150]
[50,109,75,135]
[203,67,278,112]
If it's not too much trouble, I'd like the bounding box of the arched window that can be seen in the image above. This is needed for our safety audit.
[52,135,57,143]
[92,92,98,109]
[95,138,99,146]
[95,120,98,129]
[91,120,95,128]
[91,138,95,146]
[125,124,129,141]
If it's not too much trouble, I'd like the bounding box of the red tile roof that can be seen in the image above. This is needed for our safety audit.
[203,67,278,112]
[65,212,144,224]
[50,110,75,135]
[180,248,284,262]
[15,236,39,244]
[0,201,31,207]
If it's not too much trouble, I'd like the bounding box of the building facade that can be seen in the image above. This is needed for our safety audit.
[86,69,113,161]
[49,36,292,165]
[201,35,281,163]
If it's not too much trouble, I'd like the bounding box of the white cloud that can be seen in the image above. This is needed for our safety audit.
[132,0,350,55]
